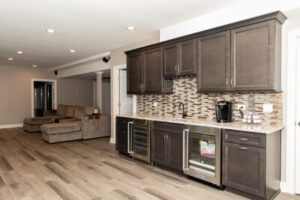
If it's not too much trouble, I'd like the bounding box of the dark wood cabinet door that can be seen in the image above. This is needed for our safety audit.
[197,31,230,92]
[168,131,183,171]
[223,142,266,198]
[152,129,168,167]
[179,39,197,76]
[127,53,143,94]
[143,48,164,93]
[231,21,277,91]
[163,44,179,77]
[116,117,130,155]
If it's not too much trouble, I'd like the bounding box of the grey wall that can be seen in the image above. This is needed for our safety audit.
[0,65,94,126]
[57,78,94,107]
[110,37,159,66]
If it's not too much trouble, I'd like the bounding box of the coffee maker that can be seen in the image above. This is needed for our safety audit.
[215,101,232,123]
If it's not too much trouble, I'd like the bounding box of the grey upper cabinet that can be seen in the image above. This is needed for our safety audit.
[164,39,197,77]
[163,44,179,77]
[179,39,197,75]
[230,20,281,91]
[127,48,173,95]
[126,11,286,93]
[197,31,231,92]
[143,48,173,94]
[127,53,143,94]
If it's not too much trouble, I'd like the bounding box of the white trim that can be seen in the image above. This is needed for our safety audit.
[49,51,111,71]
[110,64,127,144]
[31,79,57,117]
[284,29,300,194]
[0,124,23,129]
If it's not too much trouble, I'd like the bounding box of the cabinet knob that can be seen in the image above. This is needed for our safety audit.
[297,122,300,127]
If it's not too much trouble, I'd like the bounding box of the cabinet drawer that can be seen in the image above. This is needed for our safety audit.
[153,122,183,133]
[223,130,265,148]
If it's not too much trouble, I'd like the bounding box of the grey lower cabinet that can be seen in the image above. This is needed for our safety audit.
[222,130,281,200]
[152,122,183,171]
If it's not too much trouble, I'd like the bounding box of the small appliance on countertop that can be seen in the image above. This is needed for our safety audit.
[215,101,232,123]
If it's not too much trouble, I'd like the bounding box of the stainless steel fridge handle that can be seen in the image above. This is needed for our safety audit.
[127,121,134,154]
[183,128,189,170]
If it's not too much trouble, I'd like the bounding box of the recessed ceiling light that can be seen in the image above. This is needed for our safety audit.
[69,49,76,53]
[17,50,23,54]
[46,29,55,33]
[127,26,135,31]
[32,65,38,68]
[8,57,14,61]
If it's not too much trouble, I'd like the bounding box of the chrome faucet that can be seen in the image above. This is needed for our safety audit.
[178,102,188,118]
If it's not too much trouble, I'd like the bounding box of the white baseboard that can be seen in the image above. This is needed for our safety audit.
[0,124,23,129]
[110,137,116,144]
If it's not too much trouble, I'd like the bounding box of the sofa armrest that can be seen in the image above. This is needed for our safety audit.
[81,114,110,139]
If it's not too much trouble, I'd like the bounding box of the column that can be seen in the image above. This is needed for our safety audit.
[95,71,104,113]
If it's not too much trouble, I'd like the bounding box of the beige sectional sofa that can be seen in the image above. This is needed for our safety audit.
[23,104,110,143]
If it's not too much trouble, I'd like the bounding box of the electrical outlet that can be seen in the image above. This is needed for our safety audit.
[237,104,246,110]
[263,104,273,113]
[153,102,158,107]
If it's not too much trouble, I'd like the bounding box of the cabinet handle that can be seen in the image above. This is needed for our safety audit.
[183,129,189,170]
[239,138,249,141]
[239,146,248,150]
[127,122,134,154]
[231,79,233,85]
[226,79,229,85]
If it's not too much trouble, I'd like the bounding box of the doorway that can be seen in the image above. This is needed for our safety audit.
[31,79,57,117]
[119,69,133,115]
[296,36,300,194]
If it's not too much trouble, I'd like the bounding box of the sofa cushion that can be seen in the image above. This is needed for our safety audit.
[57,104,68,116]
[41,122,81,135]
[74,106,86,119]
[24,117,54,125]
[64,106,76,118]
[85,106,96,115]
[59,118,81,123]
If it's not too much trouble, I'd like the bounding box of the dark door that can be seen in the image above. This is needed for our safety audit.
[230,20,276,91]
[116,117,130,155]
[143,48,164,93]
[152,129,168,166]
[197,31,230,92]
[127,53,143,94]
[168,131,183,171]
[223,142,266,198]
[179,39,197,76]
[163,44,179,77]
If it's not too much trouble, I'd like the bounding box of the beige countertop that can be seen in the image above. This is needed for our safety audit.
[117,114,284,134]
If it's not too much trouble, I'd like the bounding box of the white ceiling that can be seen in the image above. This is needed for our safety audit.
[0,0,238,68]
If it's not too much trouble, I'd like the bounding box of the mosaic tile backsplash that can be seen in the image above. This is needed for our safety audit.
[137,77,282,125]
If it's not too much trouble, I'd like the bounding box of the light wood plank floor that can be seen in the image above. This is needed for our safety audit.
[0,128,299,200]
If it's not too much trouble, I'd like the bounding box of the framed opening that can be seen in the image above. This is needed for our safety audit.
[31,79,57,117]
